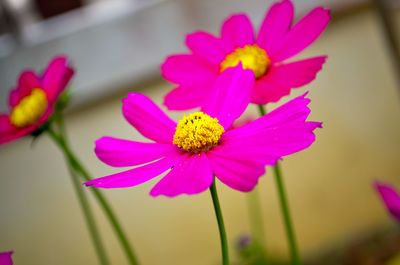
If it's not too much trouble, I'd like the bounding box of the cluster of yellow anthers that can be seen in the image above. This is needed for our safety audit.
[173,112,225,153]
[220,44,270,79]
[10,88,48,128]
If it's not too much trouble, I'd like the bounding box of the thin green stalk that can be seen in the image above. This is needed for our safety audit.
[48,128,109,265]
[258,103,301,265]
[48,123,139,265]
[55,112,67,138]
[209,179,229,265]
[273,162,301,265]
[258,104,267,116]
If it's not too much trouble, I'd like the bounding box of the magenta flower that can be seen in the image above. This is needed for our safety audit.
[0,57,74,145]
[375,182,400,222]
[85,66,321,197]
[0,251,13,265]
[162,0,330,110]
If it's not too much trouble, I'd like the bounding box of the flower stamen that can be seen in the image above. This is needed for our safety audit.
[220,44,270,79]
[10,88,48,127]
[173,112,225,153]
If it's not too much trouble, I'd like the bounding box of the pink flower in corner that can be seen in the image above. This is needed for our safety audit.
[0,251,13,265]
[375,182,400,222]
[85,66,322,197]
[0,57,74,145]
[162,0,330,110]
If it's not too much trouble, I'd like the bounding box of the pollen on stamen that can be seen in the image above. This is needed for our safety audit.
[220,44,270,79]
[9,88,48,128]
[173,112,225,153]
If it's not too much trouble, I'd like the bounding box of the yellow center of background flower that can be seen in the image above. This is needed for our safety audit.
[220,44,270,79]
[173,112,225,153]
[10,88,48,128]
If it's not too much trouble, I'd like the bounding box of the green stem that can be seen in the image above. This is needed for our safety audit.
[258,104,267,116]
[48,128,110,265]
[48,124,139,265]
[258,103,302,264]
[209,179,229,265]
[273,162,301,265]
[55,111,67,138]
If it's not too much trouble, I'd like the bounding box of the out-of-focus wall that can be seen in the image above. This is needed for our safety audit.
[0,7,400,265]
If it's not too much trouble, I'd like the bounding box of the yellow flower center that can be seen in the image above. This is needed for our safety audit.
[173,112,225,153]
[220,44,270,79]
[10,88,48,128]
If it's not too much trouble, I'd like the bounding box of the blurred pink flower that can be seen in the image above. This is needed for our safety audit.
[375,182,400,222]
[0,57,74,145]
[162,0,330,110]
[85,66,321,197]
[0,251,13,265]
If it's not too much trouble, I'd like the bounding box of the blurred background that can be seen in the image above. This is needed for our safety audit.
[0,0,399,264]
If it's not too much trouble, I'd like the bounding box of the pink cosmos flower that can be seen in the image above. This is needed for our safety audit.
[0,251,13,265]
[85,66,321,197]
[375,182,400,222]
[0,57,74,145]
[162,0,330,110]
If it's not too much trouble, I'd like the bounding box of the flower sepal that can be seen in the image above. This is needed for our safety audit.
[30,119,51,139]
[54,90,71,113]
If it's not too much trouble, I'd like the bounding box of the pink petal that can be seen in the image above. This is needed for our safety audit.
[375,182,400,222]
[251,56,327,104]
[251,74,290,105]
[223,123,319,158]
[122,93,177,144]
[161,54,219,111]
[0,115,15,134]
[256,0,294,54]
[208,150,265,192]
[269,56,327,87]
[211,144,278,166]
[150,152,213,197]
[253,92,312,126]
[0,124,39,146]
[8,71,40,108]
[85,151,184,188]
[8,90,20,109]
[0,114,21,145]
[229,93,318,132]
[17,71,40,93]
[164,84,212,111]
[268,7,330,62]
[161,54,219,86]
[202,64,255,129]
[223,93,322,158]
[186,31,230,64]
[221,14,254,49]
[0,251,13,265]
[95,136,178,167]
[41,56,74,103]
